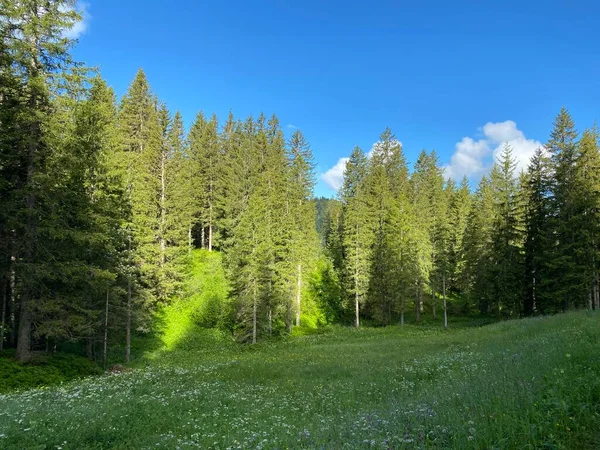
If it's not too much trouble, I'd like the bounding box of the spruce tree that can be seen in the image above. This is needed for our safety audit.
[523,148,551,315]
[1,0,82,361]
[545,108,584,311]
[573,127,600,309]
[463,176,495,313]
[286,130,318,326]
[489,145,525,315]
[340,147,372,327]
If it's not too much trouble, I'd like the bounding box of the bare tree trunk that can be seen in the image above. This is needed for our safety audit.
[201,227,205,249]
[443,272,448,329]
[208,204,213,252]
[295,263,301,327]
[0,275,6,351]
[354,226,360,328]
[268,309,272,336]
[594,274,600,310]
[432,285,436,320]
[252,281,257,344]
[125,277,131,363]
[400,308,404,326]
[103,288,109,370]
[188,225,192,255]
[16,305,32,362]
[16,152,38,362]
[9,256,15,347]
[160,152,166,266]
[208,175,213,252]
[355,291,360,328]
[588,291,593,310]
[414,280,420,323]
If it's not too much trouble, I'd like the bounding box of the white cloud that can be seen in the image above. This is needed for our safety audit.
[445,120,543,180]
[320,139,403,192]
[62,2,91,39]
[321,157,349,191]
[286,124,297,130]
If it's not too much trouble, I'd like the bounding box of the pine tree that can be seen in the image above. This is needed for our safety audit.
[340,147,372,327]
[448,177,472,303]
[410,150,442,322]
[489,145,525,315]
[573,126,600,309]
[545,108,584,311]
[189,113,221,251]
[1,0,83,361]
[523,148,551,315]
[463,176,495,314]
[118,70,163,360]
[365,128,409,325]
[286,130,318,326]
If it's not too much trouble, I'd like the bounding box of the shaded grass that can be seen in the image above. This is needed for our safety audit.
[1,311,599,449]
[0,349,100,394]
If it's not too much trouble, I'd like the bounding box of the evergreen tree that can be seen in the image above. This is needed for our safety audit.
[573,126,600,309]
[523,148,552,315]
[545,108,585,311]
[340,147,372,327]
[286,130,318,326]
[448,177,472,304]
[489,145,525,315]
[1,0,83,361]
[463,176,495,314]
[365,128,410,325]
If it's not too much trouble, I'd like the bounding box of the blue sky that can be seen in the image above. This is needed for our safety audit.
[70,0,600,197]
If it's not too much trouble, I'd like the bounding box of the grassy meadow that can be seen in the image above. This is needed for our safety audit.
[1,311,599,449]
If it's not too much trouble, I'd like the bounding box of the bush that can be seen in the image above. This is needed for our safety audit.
[0,349,100,393]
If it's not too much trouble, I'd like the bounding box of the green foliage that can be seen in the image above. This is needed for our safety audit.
[156,249,231,350]
[0,350,100,393]
[307,256,344,324]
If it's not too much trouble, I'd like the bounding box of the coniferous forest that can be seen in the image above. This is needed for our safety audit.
[2,2,600,366]
[3,3,600,449]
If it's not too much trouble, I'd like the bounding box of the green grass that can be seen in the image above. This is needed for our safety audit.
[1,311,600,449]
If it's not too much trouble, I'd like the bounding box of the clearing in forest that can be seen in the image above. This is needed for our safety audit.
[1,311,599,449]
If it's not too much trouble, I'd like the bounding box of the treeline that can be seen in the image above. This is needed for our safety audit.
[0,2,318,362]
[2,2,599,365]
[321,114,600,326]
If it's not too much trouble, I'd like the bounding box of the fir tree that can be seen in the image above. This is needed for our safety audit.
[340,147,372,327]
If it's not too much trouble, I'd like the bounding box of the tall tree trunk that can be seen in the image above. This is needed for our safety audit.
[188,225,192,255]
[208,174,213,252]
[125,277,131,363]
[443,272,448,329]
[295,263,301,327]
[354,225,360,328]
[201,227,205,249]
[16,138,39,362]
[355,289,360,328]
[400,306,404,326]
[16,305,32,362]
[252,281,257,344]
[268,309,272,336]
[594,274,600,310]
[432,284,436,320]
[160,152,166,266]
[0,275,6,351]
[414,280,420,323]
[103,288,109,370]
[9,256,16,347]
